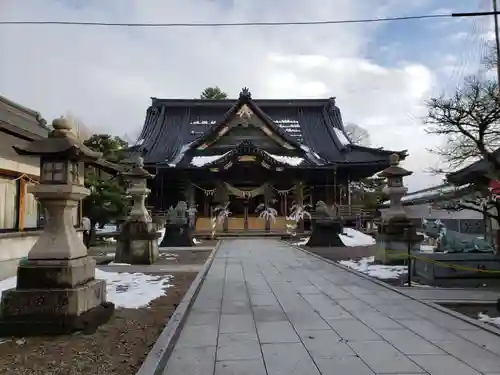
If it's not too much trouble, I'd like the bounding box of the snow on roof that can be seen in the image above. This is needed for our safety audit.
[333,127,351,146]
[191,151,231,167]
[167,142,194,166]
[300,144,322,160]
[275,119,304,141]
[381,183,472,206]
[190,120,217,125]
[264,151,304,166]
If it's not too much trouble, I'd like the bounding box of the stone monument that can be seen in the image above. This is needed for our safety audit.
[114,154,160,264]
[0,117,114,337]
[376,154,422,264]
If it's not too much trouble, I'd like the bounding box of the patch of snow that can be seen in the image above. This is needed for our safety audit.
[292,237,310,246]
[157,227,166,245]
[264,151,303,166]
[95,269,174,308]
[419,245,435,253]
[106,252,116,257]
[0,276,16,292]
[96,224,117,233]
[108,262,131,265]
[333,128,350,146]
[193,238,203,245]
[402,281,433,288]
[478,312,500,326]
[339,256,407,280]
[339,228,376,247]
[191,152,231,167]
[160,253,178,260]
[0,270,174,309]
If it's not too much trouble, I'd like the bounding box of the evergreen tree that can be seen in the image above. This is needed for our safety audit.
[200,86,228,100]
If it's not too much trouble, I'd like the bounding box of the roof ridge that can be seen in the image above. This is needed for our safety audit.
[151,97,333,107]
[0,94,47,127]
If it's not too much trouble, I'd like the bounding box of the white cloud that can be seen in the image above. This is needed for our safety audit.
[0,0,464,191]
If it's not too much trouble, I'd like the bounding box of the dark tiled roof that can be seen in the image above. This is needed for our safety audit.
[378,183,474,208]
[0,95,49,140]
[446,149,500,185]
[136,91,406,168]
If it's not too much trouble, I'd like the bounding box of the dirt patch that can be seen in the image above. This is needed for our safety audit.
[0,272,197,375]
[159,250,210,265]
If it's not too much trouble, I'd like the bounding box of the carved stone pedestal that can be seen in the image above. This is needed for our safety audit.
[375,216,422,265]
[0,256,114,337]
[306,220,344,247]
[159,223,194,247]
[115,221,160,264]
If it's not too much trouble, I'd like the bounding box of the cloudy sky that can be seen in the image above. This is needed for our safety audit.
[0,0,494,191]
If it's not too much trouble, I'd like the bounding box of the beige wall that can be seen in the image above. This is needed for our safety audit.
[0,231,84,280]
[0,131,40,176]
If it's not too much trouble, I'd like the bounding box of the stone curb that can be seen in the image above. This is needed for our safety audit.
[283,241,500,338]
[135,240,222,375]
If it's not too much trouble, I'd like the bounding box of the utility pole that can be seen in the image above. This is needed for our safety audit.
[453,1,500,88]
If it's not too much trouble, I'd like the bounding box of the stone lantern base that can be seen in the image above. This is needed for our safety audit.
[375,216,423,265]
[115,221,160,264]
[0,256,114,337]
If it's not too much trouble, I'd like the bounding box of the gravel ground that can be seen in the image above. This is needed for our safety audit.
[0,272,197,375]
[160,250,210,265]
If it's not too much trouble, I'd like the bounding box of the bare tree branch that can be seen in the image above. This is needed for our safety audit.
[425,76,500,176]
[344,123,371,146]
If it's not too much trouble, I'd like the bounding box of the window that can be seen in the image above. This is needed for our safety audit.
[70,162,80,184]
[42,161,66,183]
[0,176,19,230]
[23,181,41,229]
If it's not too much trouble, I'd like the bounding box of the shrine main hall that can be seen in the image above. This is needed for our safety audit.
[135,88,405,233]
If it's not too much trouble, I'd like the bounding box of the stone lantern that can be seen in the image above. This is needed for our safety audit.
[376,153,422,264]
[379,153,412,218]
[0,117,114,337]
[114,154,160,264]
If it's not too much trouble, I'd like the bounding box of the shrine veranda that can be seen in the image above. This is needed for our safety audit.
[136,89,406,232]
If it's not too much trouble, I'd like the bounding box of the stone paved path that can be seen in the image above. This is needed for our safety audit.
[162,239,500,375]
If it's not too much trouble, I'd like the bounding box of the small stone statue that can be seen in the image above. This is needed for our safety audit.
[166,201,188,225]
[315,201,337,220]
[306,201,343,247]
[160,201,194,247]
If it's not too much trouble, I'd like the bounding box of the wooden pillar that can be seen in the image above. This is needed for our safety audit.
[244,199,249,231]
[294,181,304,232]
[18,177,26,231]
[333,166,337,204]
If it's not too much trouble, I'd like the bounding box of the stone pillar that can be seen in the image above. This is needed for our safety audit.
[0,117,114,337]
[115,155,159,264]
[376,154,421,264]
